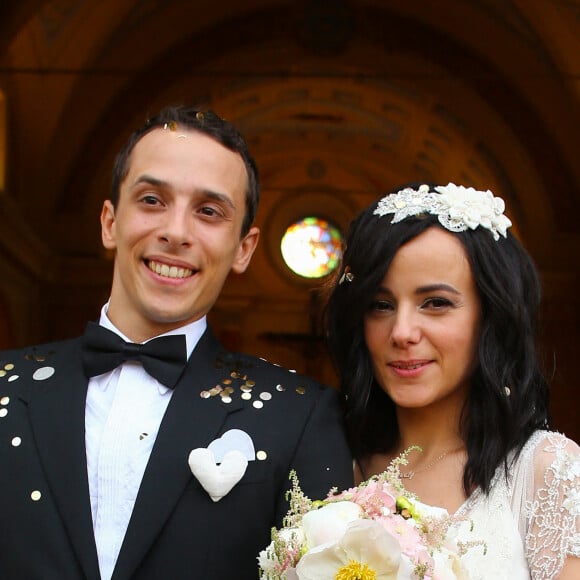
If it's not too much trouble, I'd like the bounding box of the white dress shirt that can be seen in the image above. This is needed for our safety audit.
[85,304,206,580]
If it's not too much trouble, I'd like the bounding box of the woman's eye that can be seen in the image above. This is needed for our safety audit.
[370,300,393,312]
[423,297,453,309]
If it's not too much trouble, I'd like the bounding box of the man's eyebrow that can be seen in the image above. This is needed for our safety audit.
[131,175,236,210]
[132,174,168,189]
[201,190,236,210]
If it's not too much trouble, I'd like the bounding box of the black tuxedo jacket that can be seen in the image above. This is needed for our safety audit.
[0,328,353,579]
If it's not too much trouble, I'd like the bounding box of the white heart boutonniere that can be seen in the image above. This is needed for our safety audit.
[188,447,248,502]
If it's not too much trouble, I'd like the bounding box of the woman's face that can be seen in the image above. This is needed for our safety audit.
[364,227,481,412]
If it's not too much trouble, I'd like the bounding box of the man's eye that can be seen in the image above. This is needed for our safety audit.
[199,206,220,217]
[141,195,160,205]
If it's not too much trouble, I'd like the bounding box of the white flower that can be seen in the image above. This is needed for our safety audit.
[434,183,512,240]
[563,487,580,516]
[555,451,580,481]
[258,547,280,577]
[373,182,512,241]
[432,547,471,580]
[258,527,305,579]
[295,519,413,580]
[302,501,363,549]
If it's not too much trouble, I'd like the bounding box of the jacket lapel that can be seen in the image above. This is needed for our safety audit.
[112,329,242,579]
[26,339,101,580]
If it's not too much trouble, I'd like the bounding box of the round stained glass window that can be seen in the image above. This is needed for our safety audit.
[280,217,343,279]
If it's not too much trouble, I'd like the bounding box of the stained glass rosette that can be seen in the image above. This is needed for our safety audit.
[280,217,343,279]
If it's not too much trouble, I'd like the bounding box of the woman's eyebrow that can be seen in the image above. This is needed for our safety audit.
[415,283,461,295]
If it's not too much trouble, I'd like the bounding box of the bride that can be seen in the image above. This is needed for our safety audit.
[325,183,579,579]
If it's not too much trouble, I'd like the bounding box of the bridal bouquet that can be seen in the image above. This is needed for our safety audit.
[258,449,475,579]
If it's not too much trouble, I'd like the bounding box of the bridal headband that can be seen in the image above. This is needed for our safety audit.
[338,183,512,285]
[373,183,512,241]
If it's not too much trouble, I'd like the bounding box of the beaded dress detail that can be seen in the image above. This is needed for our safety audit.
[438,431,579,579]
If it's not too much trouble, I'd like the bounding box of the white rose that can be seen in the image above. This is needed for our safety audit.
[432,547,470,580]
[301,501,362,549]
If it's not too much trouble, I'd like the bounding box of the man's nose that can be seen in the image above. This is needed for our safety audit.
[159,207,193,247]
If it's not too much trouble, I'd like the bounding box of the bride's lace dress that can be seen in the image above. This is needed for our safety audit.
[447,430,579,579]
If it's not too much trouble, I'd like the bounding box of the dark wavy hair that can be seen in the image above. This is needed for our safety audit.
[110,106,260,237]
[325,184,550,494]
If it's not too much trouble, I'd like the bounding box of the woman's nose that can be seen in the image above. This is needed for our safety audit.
[389,308,421,347]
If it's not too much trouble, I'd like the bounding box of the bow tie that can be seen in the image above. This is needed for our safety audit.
[81,322,187,388]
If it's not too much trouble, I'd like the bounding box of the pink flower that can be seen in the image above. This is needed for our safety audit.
[329,479,397,518]
[377,514,433,565]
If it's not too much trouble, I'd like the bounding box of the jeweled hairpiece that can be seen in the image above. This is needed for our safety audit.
[373,183,512,240]
[338,266,354,285]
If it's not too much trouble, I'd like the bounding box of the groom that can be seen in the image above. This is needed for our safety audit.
[0,107,353,579]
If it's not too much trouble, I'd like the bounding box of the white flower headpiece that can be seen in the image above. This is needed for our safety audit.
[373,183,512,240]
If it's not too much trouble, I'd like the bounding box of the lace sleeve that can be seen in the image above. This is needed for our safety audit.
[523,432,580,579]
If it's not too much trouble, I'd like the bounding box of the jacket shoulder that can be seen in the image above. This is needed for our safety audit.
[0,338,81,386]
[0,337,80,361]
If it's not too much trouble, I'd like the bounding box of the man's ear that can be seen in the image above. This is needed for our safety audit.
[101,200,117,250]
[231,226,260,274]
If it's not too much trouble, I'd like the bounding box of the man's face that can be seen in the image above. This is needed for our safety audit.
[101,127,259,341]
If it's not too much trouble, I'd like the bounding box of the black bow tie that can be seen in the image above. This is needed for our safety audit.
[81,322,187,388]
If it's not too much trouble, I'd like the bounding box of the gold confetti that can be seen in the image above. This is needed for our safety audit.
[296,387,306,395]
[4,363,14,371]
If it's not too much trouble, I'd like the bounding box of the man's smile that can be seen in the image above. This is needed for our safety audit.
[146,259,194,279]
